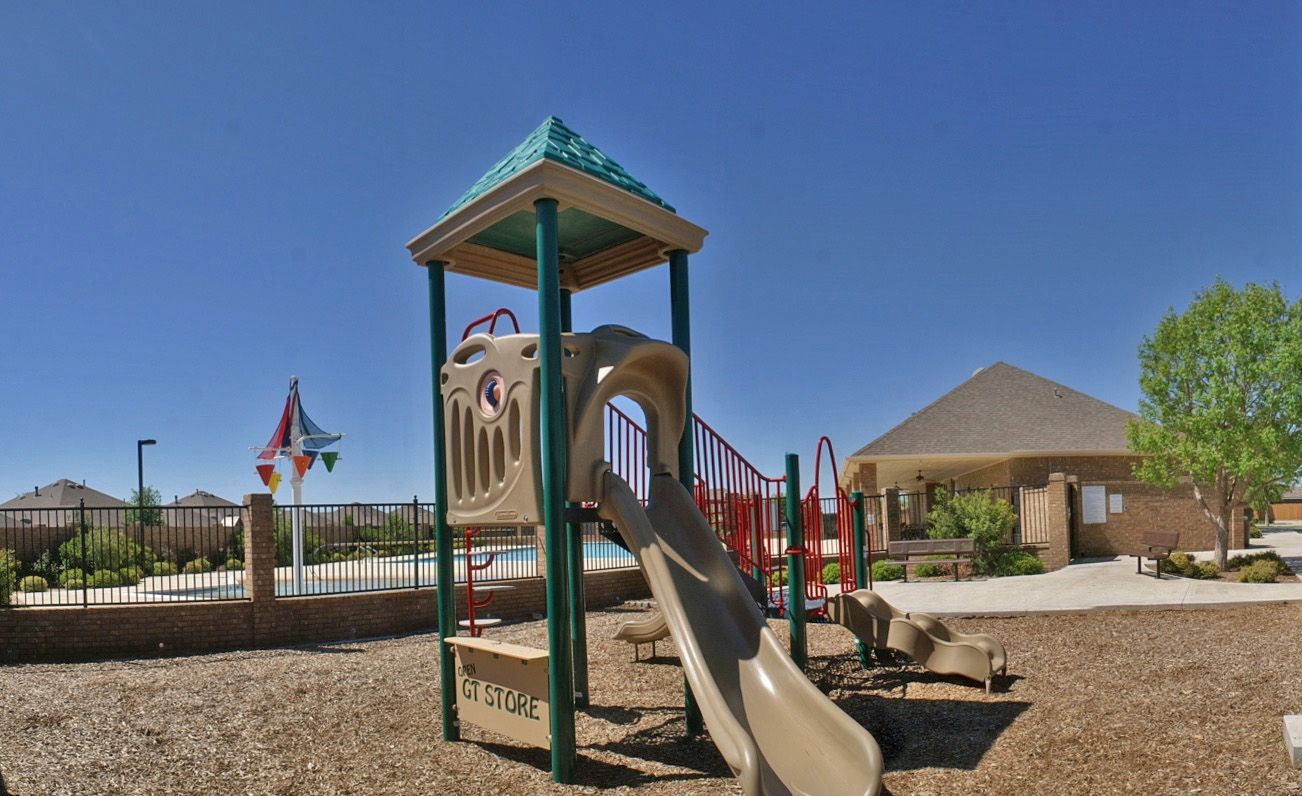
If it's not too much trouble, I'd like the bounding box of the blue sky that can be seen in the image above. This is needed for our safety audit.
[2,1,1299,504]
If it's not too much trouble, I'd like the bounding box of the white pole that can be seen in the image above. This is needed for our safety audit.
[290,379,304,596]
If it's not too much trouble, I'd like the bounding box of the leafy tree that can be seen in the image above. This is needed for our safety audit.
[1126,278,1302,569]
[926,489,1017,575]
[124,486,164,526]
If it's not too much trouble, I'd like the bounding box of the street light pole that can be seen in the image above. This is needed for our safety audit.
[137,439,156,566]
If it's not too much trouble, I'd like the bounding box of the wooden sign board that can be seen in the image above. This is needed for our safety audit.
[445,637,550,749]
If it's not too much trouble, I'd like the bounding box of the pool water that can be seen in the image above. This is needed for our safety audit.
[151,541,635,600]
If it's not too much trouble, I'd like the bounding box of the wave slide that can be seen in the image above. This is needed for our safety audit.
[599,471,882,796]
[825,590,1007,693]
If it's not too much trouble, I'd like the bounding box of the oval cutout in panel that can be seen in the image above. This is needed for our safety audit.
[521,343,538,359]
[493,427,506,484]
[508,398,522,462]
[453,344,487,365]
[477,427,490,497]
[463,407,476,498]
[449,399,463,502]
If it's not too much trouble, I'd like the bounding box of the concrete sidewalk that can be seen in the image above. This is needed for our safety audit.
[854,528,1302,618]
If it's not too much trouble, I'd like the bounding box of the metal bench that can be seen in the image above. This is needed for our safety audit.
[1125,530,1180,578]
[887,538,975,582]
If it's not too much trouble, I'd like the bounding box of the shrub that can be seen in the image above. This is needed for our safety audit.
[1227,551,1289,577]
[273,525,326,567]
[18,576,49,593]
[914,554,955,579]
[119,566,144,585]
[59,568,87,587]
[821,563,840,585]
[153,561,177,576]
[27,551,61,585]
[994,550,1045,577]
[1191,561,1220,580]
[225,558,245,571]
[183,558,212,575]
[1161,551,1194,576]
[768,569,788,587]
[1249,525,1263,539]
[87,569,123,588]
[58,529,156,574]
[1239,560,1279,583]
[0,549,16,605]
[871,560,904,582]
[62,578,85,590]
[927,489,1017,576]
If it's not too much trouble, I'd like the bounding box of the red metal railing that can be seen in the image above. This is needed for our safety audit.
[606,405,787,609]
[801,437,858,609]
[461,308,521,341]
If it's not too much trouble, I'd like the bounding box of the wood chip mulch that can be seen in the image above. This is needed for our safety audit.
[3,601,1302,795]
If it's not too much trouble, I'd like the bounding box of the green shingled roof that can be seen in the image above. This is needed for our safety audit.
[440,116,674,220]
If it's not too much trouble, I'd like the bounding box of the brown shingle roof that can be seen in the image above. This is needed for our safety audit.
[0,479,126,510]
[851,362,1136,458]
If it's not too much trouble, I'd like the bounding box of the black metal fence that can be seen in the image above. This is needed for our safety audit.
[865,484,1052,547]
[0,501,245,606]
[2,499,641,607]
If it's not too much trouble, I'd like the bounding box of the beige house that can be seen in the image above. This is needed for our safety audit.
[842,363,1244,560]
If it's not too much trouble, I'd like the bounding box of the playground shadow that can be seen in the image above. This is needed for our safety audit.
[478,713,729,789]
[809,655,1031,772]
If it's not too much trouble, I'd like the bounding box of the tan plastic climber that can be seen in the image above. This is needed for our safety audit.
[826,589,1008,693]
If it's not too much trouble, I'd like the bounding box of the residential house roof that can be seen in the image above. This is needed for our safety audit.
[0,479,126,510]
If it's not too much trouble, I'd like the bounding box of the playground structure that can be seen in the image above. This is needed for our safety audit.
[826,589,1008,693]
[408,117,884,794]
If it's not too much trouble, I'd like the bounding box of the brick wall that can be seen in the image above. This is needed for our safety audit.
[0,568,648,663]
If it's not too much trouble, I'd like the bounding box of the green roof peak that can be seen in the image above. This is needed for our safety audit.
[440,117,674,220]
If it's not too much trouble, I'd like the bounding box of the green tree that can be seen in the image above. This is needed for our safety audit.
[124,486,164,526]
[1126,278,1302,569]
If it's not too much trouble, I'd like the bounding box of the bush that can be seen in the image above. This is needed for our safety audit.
[87,569,123,588]
[225,558,245,571]
[0,549,15,606]
[153,561,177,576]
[1239,560,1279,583]
[118,566,144,585]
[183,558,213,574]
[1227,551,1289,577]
[18,576,49,593]
[994,550,1045,577]
[62,578,85,590]
[59,568,87,587]
[871,560,904,582]
[1192,561,1220,580]
[821,563,840,585]
[58,529,156,574]
[914,554,955,579]
[273,525,326,567]
[768,569,788,587]
[927,489,1017,576]
[1161,551,1194,576]
[1249,525,1263,539]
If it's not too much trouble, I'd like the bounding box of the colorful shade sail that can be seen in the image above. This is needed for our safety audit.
[259,376,343,459]
[293,456,311,478]
[321,451,339,472]
[268,473,281,494]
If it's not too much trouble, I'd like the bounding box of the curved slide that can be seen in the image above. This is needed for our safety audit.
[599,471,882,796]
[826,590,1006,693]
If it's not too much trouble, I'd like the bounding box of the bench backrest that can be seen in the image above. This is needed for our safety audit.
[1139,530,1180,551]
[888,538,975,558]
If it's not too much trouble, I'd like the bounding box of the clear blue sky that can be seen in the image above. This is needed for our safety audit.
[3,2,1299,504]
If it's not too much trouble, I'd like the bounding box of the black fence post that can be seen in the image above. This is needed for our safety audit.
[412,496,420,589]
[78,499,88,608]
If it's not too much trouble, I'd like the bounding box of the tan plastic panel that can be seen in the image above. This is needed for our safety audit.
[826,590,1006,692]
[600,472,883,796]
[441,325,687,526]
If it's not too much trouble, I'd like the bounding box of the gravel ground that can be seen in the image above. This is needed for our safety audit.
[3,602,1302,795]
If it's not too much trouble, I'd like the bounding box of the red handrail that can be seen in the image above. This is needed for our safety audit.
[461,308,521,341]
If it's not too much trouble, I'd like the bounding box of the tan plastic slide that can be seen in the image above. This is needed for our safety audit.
[825,590,1007,693]
[613,610,670,660]
[599,471,882,796]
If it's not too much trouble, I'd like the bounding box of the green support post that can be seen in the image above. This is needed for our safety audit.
[426,260,459,742]
[560,289,589,709]
[785,453,807,671]
[536,198,576,782]
[850,490,869,669]
[669,249,704,738]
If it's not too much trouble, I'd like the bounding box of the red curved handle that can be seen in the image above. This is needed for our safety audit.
[461,308,521,341]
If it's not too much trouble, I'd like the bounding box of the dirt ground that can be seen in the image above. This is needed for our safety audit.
[3,602,1302,795]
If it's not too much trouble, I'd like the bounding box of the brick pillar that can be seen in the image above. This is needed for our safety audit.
[242,494,276,622]
[1041,473,1071,571]
[851,462,877,496]
[882,487,901,544]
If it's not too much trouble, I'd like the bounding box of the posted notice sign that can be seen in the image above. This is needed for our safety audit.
[445,637,550,749]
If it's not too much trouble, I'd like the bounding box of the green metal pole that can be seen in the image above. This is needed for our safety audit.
[427,260,459,742]
[560,289,589,709]
[785,453,807,671]
[850,490,869,669]
[669,249,703,738]
[536,199,576,781]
